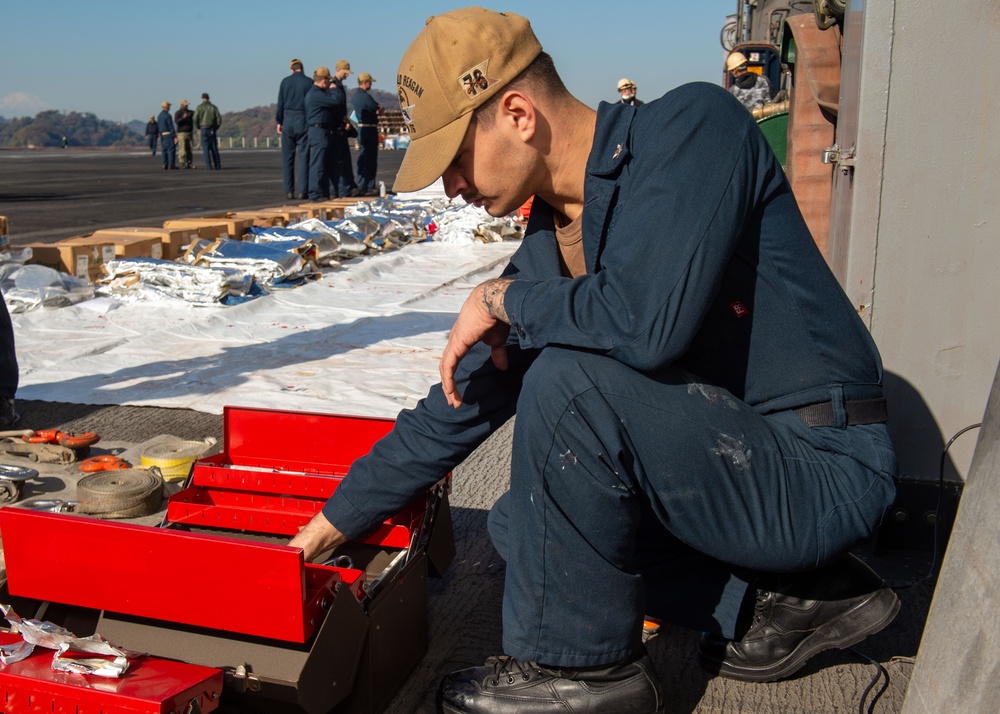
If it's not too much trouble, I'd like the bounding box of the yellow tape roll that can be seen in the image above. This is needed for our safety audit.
[141,438,216,482]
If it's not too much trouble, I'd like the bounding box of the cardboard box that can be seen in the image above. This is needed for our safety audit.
[222,212,284,228]
[163,217,253,241]
[23,243,61,272]
[107,235,161,260]
[0,216,8,249]
[91,227,199,261]
[323,196,379,205]
[255,206,310,225]
[25,239,116,282]
[295,203,346,221]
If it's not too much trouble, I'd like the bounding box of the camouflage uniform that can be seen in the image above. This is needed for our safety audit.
[729,73,773,111]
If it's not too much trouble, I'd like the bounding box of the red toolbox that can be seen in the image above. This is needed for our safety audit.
[0,407,455,714]
[0,631,223,714]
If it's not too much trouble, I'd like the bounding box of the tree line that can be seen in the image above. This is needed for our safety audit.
[0,87,398,148]
[0,110,140,148]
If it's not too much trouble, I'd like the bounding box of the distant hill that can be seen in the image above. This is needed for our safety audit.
[367,88,397,110]
[0,110,142,148]
[0,87,400,148]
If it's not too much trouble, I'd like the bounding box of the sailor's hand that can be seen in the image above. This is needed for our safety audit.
[439,279,512,408]
[289,512,347,562]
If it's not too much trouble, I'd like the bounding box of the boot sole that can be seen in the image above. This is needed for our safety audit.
[699,584,901,683]
[441,704,667,714]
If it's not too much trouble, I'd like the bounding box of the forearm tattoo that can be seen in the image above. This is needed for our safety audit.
[481,278,513,324]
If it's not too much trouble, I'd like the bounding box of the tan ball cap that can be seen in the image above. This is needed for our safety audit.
[393,7,542,193]
[617,78,636,91]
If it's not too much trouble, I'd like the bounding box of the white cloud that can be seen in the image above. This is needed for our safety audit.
[0,92,51,118]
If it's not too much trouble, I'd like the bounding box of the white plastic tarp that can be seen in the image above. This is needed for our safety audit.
[11,240,520,418]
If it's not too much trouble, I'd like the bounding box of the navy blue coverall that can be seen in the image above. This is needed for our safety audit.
[319,83,898,668]
[277,70,314,196]
[304,84,340,201]
[156,109,176,169]
[352,87,381,194]
[330,78,357,196]
[0,296,18,403]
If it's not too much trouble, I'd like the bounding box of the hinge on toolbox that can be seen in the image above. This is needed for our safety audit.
[224,664,261,693]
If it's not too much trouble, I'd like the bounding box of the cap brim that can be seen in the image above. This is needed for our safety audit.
[392,112,472,193]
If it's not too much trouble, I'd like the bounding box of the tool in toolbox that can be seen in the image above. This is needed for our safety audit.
[75,468,165,519]
[0,463,39,503]
[0,428,101,463]
[15,498,79,513]
[0,436,75,464]
[140,436,217,482]
[0,406,456,714]
[78,454,132,472]
[21,429,100,449]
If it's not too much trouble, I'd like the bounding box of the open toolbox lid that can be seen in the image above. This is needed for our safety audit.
[0,407,439,644]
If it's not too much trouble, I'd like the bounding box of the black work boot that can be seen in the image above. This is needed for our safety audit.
[439,653,664,714]
[0,398,18,429]
[698,553,900,682]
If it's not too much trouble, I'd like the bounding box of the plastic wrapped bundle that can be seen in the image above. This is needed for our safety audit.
[288,218,366,261]
[429,203,523,245]
[247,226,343,268]
[0,263,95,313]
[344,198,429,243]
[183,238,316,288]
[97,258,254,305]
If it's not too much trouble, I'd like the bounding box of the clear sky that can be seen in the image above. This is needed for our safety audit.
[0,1,736,123]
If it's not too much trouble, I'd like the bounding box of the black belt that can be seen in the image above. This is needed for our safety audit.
[310,124,331,129]
[792,398,888,427]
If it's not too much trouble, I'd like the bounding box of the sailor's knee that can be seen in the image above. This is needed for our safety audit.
[518,348,598,419]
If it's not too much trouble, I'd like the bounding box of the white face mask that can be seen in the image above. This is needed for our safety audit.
[621,92,635,101]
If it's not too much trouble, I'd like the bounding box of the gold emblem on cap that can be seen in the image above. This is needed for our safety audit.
[458,59,499,99]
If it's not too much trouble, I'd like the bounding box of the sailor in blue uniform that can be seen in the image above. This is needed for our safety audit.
[304,66,339,201]
[156,102,177,170]
[351,72,383,195]
[331,60,358,197]
[291,9,900,713]
[277,58,313,200]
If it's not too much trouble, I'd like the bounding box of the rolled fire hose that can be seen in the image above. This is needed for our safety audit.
[75,469,165,519]
[140,438,217,482]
